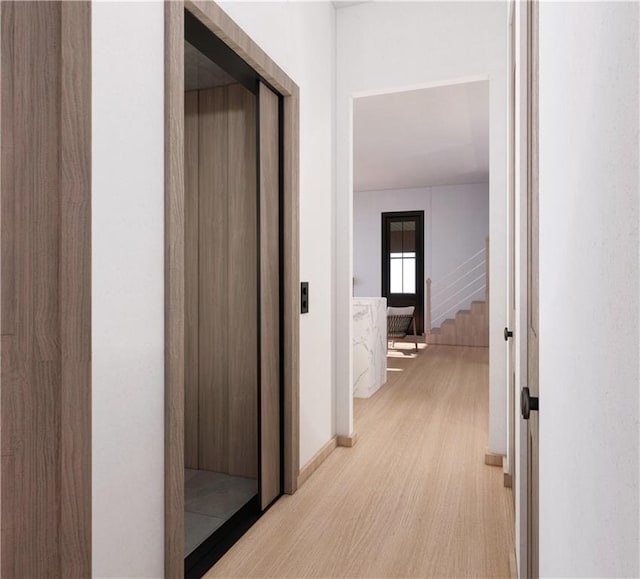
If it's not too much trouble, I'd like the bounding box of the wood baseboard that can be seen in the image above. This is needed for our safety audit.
[503,456,513,488]
[297,436,337,488]
[485,453,513,487]
[509,549,518,579]
[337,431,358,448]
[484,452,504,467]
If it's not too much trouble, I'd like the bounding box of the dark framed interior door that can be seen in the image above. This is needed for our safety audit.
[382,211,424,335]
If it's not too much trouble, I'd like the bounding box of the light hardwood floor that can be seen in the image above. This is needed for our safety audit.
[210,345,515,578]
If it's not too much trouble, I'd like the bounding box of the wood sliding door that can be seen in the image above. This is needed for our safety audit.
[259,82,281,509]
[0,2,91,576]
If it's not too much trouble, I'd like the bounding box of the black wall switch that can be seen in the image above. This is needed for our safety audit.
[301,282,309,314]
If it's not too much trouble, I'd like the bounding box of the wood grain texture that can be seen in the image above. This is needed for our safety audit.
[4,5,61,574]
[227,83,258,479]
[259,83,280,509]
[297,436,337,489]
[164,2,185,575]
[209,346,515,578]
[1,9,19,576]
[59,2,92,575]
[184,90,200,470]
[198,87,230,473]
[509,549,518,578]
[428,300,488,347]
[1,2,91,575]
[185,0,295,97]
[186,84,258,478]
[0,0,14,337]
[282,89,300,495]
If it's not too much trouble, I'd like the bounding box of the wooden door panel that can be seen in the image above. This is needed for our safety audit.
[227,83,258,478]
[198,86,230,473]
[259,82,281,510]
[190,84,259,478]
[184,90,200,469]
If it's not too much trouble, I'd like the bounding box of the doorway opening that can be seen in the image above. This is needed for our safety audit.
[351,80,491,424]
[382,211,425,335]
[165,4,301,577]
[183,13,263,573]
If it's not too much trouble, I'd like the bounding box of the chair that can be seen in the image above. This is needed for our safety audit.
[387,306,418,351]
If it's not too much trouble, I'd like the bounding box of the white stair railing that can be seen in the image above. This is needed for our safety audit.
[426,236,489,332]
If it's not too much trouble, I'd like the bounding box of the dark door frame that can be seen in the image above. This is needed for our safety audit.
[381,210,425,335]
[165,2,300,576]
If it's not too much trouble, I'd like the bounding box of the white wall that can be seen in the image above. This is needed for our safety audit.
[91,2,337,575]
[337,2,509,452]
[92,2,165,577]
[218,1,336,467]
[431,184,489,325]
[92,2,336,575]
[538,2,640,576]
[353,183,489,329]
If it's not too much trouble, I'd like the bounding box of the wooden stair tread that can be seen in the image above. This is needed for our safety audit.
[428,301,488,348]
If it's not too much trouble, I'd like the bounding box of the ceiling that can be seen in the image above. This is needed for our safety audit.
[353,80,489,192]
[185,41,236,92]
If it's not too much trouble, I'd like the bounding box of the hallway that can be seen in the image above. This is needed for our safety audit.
[210,346,514,578]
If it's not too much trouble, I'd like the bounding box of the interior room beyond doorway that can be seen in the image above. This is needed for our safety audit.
[351,81,491,424]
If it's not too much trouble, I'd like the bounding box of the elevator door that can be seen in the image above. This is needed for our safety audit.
[184,38,260,569]
[183,21,284,576]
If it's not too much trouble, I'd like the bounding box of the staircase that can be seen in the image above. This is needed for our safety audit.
[428,300,488,347]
